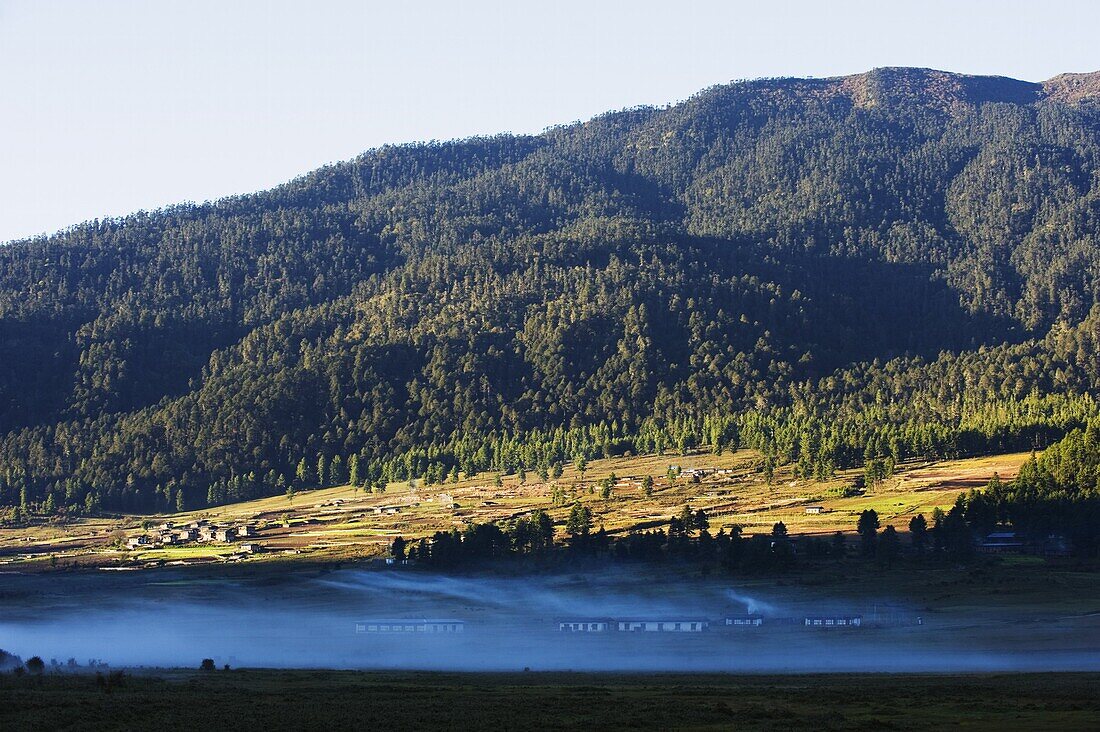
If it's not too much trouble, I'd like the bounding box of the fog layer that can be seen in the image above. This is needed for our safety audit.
[1,568,1097,672]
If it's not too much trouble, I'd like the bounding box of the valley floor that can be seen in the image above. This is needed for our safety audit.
[1,669,1098,731]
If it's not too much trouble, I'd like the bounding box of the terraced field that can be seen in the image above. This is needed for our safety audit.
[0,449,1029,570]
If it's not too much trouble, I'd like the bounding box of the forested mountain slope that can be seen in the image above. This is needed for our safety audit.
[2,67,1100,514]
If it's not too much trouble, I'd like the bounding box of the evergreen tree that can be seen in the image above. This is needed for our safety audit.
[348,454,361,487]
[566,503,592,548]
[857,510,880,556]
[909,514,928,555]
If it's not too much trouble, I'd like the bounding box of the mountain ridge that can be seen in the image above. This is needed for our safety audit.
[6,67,1100,248]
[0,66,1098,515]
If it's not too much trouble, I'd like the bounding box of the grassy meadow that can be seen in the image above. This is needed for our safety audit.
[1,669,1097,731]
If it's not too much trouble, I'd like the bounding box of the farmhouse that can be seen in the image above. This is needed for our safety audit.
[237,525,258,538]
[803,615,862,627]
[175,528,197,543]
[978,531,1025,553]
[158,532,177,545]
[214,528,237,543]
[616,619,708,632]
[558,620,611,632]
[724,615,764,627]
[125,535,150,550]
[978,530,1069,556]
[239,543,263,554]
[355,619,465,634]
[804,505,825,515]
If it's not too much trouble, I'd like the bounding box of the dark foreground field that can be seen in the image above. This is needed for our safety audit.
[2,670,1098,731]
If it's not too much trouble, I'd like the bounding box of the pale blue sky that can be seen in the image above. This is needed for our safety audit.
[2,0,1097,243]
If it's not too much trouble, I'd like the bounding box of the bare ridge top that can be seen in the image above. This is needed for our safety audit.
[710,67,1100,111]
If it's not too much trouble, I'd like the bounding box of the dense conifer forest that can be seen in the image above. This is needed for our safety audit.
[2,67,1099,522]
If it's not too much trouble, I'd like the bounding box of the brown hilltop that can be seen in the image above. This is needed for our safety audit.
[708,68,1100,113]
[840,67,1042,109]
[1043,71,1100,104]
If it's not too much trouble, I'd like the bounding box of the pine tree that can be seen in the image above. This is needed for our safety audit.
[330,455,345,485]
[857,509,880,556]
[566,503,592,546]
[348,454,361,487]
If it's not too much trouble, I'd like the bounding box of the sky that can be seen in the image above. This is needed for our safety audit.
[2,0,1098,243]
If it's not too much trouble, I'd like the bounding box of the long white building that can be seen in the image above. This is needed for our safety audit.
[355,619,465,633]
[615,619,708,632]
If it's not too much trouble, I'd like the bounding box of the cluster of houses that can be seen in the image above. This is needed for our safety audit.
[350,613,867,637]
[672,466,737,480]
[554,613,864,632]
[124,520,263,554]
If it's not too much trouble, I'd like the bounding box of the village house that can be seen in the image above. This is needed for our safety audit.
[214,528,237,543]
[158,532,177,545]
[978,530,1069,556]
[125,535,151,550]
[804,505,825,515]
[978,530,1026,553]
[239,543,263,554]
[175,528,197,543]
[236,525,257,538]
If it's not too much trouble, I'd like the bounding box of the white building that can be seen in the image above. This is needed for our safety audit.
[125,535,150,549]
[724,616,764,626]
[804,615,862,627]
[616,619,708,632]
[558,620,610,632]
[355,619,464,634]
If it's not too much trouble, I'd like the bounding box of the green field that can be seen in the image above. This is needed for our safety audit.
[1,670,1098,731]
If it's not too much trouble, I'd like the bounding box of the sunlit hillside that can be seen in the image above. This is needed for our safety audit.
[0,449,1029,570]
